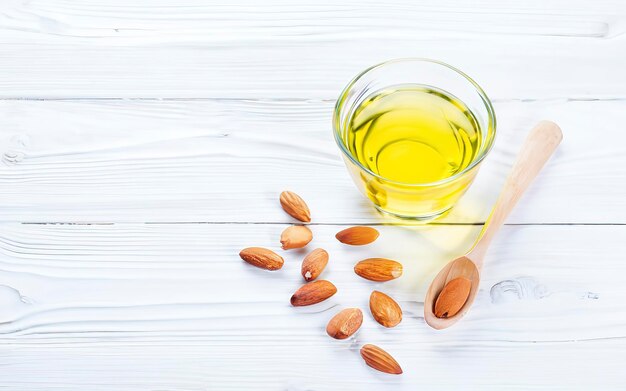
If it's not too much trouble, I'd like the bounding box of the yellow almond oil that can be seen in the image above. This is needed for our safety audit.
[345,84,481,184]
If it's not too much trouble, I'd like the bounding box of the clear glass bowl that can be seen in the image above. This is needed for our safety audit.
[333,58,496,220]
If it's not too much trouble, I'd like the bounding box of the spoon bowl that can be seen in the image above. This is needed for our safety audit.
[423,256,480,329]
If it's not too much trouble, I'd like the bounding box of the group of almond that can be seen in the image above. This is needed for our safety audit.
[239,191,405,375]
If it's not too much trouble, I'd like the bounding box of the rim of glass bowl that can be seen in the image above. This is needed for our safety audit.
[332,58,497,187]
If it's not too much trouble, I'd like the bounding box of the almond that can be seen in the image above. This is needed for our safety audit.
[290,280,337,306]
[326,308,363,339]
[360,344,403,375]
[239,247,284,271]
[280,191,311,222]
[335,226,379,245]
[434,276,472,318]
[369,291,402,328]
[354,258,402,282]
[280,225,313,250]
[301,248,329,281]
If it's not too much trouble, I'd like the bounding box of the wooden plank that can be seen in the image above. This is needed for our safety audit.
[0,222,623,389]
[1,341,624,390]
[0,1,621,389]
[0,1,624,99]
[0,99,624,223]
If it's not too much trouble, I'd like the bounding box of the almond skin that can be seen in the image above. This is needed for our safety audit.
[360,344,403,375]
[280,225,313,250]
[354,258,403,282]
[369,291,402,328]
[280,191,311,222]
[326,308,363,340]
[239,247,284,271]
[335,226,379,245]
[301,248,329,281]
[290,280,337,306]
[434,276,472,318]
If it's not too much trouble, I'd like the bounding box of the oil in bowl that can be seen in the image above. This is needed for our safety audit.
[345,84,481,185]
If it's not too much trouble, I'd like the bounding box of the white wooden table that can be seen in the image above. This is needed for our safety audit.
[1,1,625,389]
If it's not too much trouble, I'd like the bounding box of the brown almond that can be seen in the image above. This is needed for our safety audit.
[280,191,311,222]
[326,308,363,340]
[239,247,284,271]
[335,226,379,245]
[301,248,329,281]
[369,291,402,328]
[434,276,472,318]
[354,258,403,282]
[290,280,337,306]
[280,225,313,250]
[360,344,403,375]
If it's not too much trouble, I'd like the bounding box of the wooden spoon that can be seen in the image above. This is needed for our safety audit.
[424,121,563,329]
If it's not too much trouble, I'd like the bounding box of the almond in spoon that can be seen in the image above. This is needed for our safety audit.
[369,291,402,328]
[434,276,472,318]
[290,280,337,306]
[354,258,402,281]
[239,247,284,270]
[301,248,329,281]
[326,308,363,339]
[280,191,311,222]
[335,226,379,245]
[360,344,403,375]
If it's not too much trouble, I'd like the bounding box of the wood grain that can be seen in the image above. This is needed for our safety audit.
[0,1,624,99]
[1,99,624,224]
[0,223,624,389]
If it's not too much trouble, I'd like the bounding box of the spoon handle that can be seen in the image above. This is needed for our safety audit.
[469,121,563,264]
